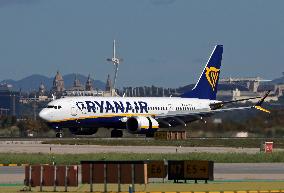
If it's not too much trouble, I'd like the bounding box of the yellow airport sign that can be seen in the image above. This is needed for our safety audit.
[184,160,211,179]
[147,161,167,178]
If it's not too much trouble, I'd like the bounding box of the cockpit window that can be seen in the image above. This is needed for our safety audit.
[46,105,62,109]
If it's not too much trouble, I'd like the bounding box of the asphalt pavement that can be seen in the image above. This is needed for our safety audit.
[0,142,280,154]
[1,163,284,184]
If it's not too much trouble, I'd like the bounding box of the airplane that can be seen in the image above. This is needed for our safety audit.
[39,45,270,138]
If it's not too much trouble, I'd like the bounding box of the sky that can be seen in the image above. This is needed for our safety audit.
[0,0,284,88]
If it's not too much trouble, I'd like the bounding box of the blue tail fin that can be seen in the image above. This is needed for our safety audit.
[180,45,223,100]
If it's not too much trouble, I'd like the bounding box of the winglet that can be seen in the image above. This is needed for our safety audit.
[253,90,271,113]
[254,105,270,113]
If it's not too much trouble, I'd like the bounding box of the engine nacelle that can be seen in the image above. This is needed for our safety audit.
[126,116,159,134]
[69,127,98,135]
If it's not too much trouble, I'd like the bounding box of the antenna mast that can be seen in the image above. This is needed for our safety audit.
[107,40,122,90]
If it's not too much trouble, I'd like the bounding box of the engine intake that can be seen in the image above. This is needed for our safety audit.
[126,116,159,134]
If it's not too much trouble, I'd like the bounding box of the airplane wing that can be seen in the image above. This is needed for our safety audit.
[155,91,271,126]
[209,90,271,110]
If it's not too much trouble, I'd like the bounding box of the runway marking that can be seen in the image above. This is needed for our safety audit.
[0,164,27,167]
[134,191,284,193]
[140,191,284,193]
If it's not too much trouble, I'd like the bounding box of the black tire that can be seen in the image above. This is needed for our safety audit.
[146,133,154,138]
[56,132,63,138]
[111,130,123,138]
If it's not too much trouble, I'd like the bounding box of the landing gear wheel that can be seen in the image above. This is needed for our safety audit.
[111,130,123,138]
[55,132,63,138]
[146,133,155,138]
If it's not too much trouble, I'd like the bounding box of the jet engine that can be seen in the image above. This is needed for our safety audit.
[126,116,159,134]
[69,127,98,135]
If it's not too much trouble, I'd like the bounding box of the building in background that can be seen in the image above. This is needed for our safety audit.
[52,71,65,95]
[0,83,20,116]
[63,74,103,97]
[85,75,94,91]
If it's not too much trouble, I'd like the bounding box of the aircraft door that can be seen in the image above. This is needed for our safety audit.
[71,107,78,116]
[168,104,173,111]
[71,100,78,116]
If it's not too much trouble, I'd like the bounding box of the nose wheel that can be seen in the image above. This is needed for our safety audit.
[55,132,63,138]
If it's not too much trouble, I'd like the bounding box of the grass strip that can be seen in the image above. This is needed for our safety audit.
[1,152,284,164]
[42,138,284,148]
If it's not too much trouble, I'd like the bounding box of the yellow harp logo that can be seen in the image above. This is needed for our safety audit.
[205,66,220,91]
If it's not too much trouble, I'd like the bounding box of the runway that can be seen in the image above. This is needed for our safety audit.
[1,141,284,154]
[1,163,284,184]
[1,140,283,183]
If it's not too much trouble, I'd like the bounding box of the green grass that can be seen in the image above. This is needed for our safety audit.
[42,138,284,148]
[1,152,284,164]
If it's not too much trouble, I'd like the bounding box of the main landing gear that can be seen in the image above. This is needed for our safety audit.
[111,129,123,138]
[146,133,155,138]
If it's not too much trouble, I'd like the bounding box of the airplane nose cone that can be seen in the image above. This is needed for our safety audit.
[39,109,48,121]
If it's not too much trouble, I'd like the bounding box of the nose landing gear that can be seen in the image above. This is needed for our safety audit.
[55,130,63,138]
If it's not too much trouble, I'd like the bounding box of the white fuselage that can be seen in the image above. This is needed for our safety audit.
[39,96,219,123]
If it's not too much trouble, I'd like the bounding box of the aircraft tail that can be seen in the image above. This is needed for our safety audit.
[180,45,223,100]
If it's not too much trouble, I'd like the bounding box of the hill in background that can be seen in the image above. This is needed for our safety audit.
[0,74,106,92]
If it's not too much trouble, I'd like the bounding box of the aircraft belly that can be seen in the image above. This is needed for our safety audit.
[48,116,125,129]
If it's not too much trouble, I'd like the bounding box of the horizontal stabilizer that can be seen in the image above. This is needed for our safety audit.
[253,90,271,113]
